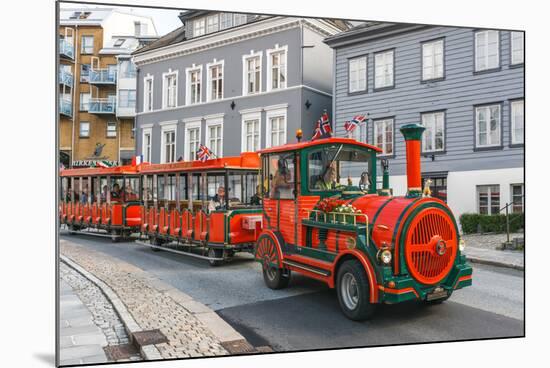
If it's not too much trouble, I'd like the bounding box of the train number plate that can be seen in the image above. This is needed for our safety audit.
[426,287,448,301]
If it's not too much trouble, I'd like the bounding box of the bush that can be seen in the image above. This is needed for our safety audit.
[459,213,525,234]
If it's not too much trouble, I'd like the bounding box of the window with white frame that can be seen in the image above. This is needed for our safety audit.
[421,111,445,152]
[142,128,152,162]
[243,52,261,95]
[206,119,223,157]
[475,30,499,71]
[267,46,287,91]
[186,66,202,105]
[422,39,444,80]
[511,32,524,65]
[476,104,501,147]
[193,18,206,37]
[220,13,233,29]
[144,76,153,112]
[266,108,287,147]
[242,113,261,152]
[374,50,394,89]
[207,61,223,101]
[477,185,500,215]
[511,183,524,213]
[161,126,176,163]
[348,56,367,93]
[107,122,117,138]
[373,118,394,155]
[206,14,219,33]
[511,100,524,145]
[234,14,247,26]
[79,121,90,137]
[184,121,201,161]
[163,71,178,108]
[79,93,90,111]
[352,122,367,142]
[81,35,94,54]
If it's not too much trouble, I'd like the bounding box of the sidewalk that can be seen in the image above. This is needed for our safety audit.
[59,279,108,366]
[60,239,261,360]
[462,232,524,270]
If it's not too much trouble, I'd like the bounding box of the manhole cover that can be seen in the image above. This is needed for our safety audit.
[221,339,256,354]
[132,329,168,347]
[104,344,140,361]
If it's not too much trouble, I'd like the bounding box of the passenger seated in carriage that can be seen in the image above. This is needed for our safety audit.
[111,183,122,202]
[270,159,293,198]
[100,185,109,202]
[124,184,138,201]
[208,186,226,212]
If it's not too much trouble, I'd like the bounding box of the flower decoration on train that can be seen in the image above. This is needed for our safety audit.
[316,197,346,213]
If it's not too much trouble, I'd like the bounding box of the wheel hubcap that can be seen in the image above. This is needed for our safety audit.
[341,273,359,310]
[264,257,277,280]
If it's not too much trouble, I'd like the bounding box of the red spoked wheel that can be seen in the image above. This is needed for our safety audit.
[255,233,290,289]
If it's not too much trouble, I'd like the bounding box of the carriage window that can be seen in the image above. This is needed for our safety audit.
[61,177,69,202]
[80,178,91,204]
[110,177,124,202]
[207,174,225,200]
[142,175,153,201]
[93,177,100,203]
[228,173,243,203]
[191,174,202,200]
[158,176,175,201]
[99,177,108,202]
[125,177,140,201]
[268,153,295,199]
[178,174,188,201]
[308,146,372,192]
[246,172,260,205]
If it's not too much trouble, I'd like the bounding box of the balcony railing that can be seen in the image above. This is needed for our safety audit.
[59,98,73,117]
[89,69,117,85]
[59,70,74,87]
[89,98,116,114]
[59,39,74,59]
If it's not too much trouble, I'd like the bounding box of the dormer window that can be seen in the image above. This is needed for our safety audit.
[206,15,219,33]
[193,18,206,37]
[234,14,247,26]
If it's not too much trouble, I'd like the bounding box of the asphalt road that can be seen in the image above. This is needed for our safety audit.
[60,232,524,351]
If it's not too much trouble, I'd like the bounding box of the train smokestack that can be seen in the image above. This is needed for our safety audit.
[399,123,425,197]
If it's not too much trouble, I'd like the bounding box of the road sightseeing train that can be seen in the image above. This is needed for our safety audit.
[59,123,473,320]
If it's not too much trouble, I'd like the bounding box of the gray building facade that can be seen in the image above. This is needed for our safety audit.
[132,12,347,164]
[325,23,524,218]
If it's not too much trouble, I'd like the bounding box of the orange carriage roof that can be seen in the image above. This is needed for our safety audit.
[258,137,383,154]
[138,152,260,174]
[60,165,139,177]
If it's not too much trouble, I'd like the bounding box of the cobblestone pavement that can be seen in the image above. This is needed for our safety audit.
[462,232,524,250]
[60,240,229,359]
[60,262,142,362]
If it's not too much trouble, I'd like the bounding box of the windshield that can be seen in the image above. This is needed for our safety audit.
[308,145,372,192]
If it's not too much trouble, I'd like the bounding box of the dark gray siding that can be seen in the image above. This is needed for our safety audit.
[333,26,524,176]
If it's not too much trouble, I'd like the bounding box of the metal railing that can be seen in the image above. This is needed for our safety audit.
[59,70,74,87]
[59,38,74,59]
[499,197,524,244]
[59,98,72,117]
[307,209,370,244]
[89,98,116,114]
[89,69,117,84]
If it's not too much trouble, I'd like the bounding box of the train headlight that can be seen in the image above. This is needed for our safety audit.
[379,249,392,265]
[459,239,466,252]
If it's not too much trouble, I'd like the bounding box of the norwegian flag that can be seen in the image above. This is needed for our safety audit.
[320,111,332,136]
[344,114,367,133]
[196,144,213,162]
[131,155,143,166]
[311,119,322,141]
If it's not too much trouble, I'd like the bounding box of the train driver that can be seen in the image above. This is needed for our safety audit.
[315,161,342,190]
[208,186,226,212]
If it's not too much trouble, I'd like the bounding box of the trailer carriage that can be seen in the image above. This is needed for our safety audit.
[254,124,473,320]
[59,165,143,241]
[137,152,262,266]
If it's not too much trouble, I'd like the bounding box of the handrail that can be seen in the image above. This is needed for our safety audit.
[306,209,370,246]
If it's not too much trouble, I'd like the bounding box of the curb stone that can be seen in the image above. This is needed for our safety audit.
[466,256,524,271]
[60,255,163,360]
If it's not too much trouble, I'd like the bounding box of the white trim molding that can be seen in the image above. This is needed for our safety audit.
[160,122,178,164]
[266,44,288,92]
[242,50,263,96]
[185,64,203,105]
[143,74,154,112]
[205,116,224,158]
[241,111,262,152]
[161,68,178,109]
[206,59,225,102]
[141,126,153,162]
[184,119,202,161]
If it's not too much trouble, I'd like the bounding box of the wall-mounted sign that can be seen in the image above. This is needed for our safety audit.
[72,160,118,168]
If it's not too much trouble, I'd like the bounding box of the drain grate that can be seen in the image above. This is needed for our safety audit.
[131,329,168,347]
[221,339,256,354]
[104,344,140,361]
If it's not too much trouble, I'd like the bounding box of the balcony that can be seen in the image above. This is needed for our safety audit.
[59,98,73,117]
[59,39,74,59]
[89,97,116,114]
[59,70,74,88]
[89,69,117,85]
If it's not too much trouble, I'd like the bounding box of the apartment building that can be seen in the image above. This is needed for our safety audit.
[325,23,524,218]
[132,11,350,163]
[58,7,158,168]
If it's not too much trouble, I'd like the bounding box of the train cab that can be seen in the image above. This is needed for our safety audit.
[138,152,262,266]
[59,165,143,241]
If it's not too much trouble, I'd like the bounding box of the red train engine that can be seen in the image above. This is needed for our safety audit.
[255,124,473,320]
